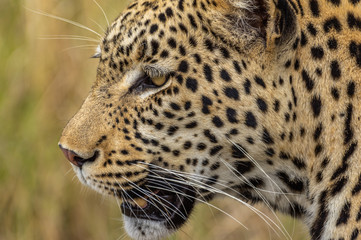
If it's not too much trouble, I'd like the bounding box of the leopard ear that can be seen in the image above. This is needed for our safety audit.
[219,0,297,47]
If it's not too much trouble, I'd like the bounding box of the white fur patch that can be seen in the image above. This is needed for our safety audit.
[123,216,174,240]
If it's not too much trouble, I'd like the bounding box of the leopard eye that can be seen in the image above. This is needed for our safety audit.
[130,72,169,93]
[151,76,167,87]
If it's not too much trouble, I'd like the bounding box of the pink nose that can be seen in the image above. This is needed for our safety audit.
[59,145,98,168]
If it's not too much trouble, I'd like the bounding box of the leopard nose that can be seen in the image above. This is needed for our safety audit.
[59,145,99,168]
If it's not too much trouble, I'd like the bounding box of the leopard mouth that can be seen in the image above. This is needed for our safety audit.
[120,177,196,229]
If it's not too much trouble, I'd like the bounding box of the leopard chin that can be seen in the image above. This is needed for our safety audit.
[123,216,174,240]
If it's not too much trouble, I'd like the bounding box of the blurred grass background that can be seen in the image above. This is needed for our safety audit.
[0,0,309,239]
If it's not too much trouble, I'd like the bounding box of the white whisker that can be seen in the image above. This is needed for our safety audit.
[89,18,106,33]
[26,8,102,37]
[61,44,99,52]
[226,138,298,219]
[92,0,110,27]
[121,176,187,223]
[219,158,292,240]
[145,183,249,229]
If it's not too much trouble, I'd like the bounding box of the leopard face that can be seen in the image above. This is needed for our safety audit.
[59,0,361,239]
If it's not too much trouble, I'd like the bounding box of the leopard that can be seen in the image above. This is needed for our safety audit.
[58,0,361,239]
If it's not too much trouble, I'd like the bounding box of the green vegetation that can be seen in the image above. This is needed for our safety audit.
[0,0,308,239]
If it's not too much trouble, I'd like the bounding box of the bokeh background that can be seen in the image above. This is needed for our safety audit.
[0,0,309,239]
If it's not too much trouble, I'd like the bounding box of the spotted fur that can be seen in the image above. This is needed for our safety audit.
[59,0,361,239]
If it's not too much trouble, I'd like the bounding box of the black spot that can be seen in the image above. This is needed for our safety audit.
[232,144,247,159]
[158,13,166,22]
[309,0,320,17]
[183,141,192,149]
[328,0,340,5]
[331,87,340,100]
[327,38,338,50]
[178,0,184,11]
[331,142,357,180]
[203,64,213,82]
[292,157,306,170]
[188,14,198,29]
[273,100,280,112]
[324,17,342,32]
[233,61,242,74]
[149,24,158,34]
[330,60,341,80]
[351,229,359,240]
[262,128,274,144]
[167,126,179,136]
[254,76,266,88]
[244,79,251,94]
[160,50,169,58]
[350,0,360,4]
[167,38,177,48]
[284,60,291,68]
[311,191,328,240]
[220,47,230,58]
[161,145,171,152]
[276,171,304,192]
[189,36,197,47]
[301,31,308,46]
[186,77,198,92]
[301,70,314,91]
[293,38,300,49]
[165,7,173,17]
[226,108,238,123]
[279,151,290,159]
[311,46,324,59]
[265,148,275,157]
[178,60,189,73]
[234,161,254,175]
[197,143,206,151]
[210,162,220,170]
[311,95,322,117]
[224,87,239,100]
[245,112,257,128]
[347,81,356,97]
[220,69,231,82]
[202,159,209,166]
[314,144,323,156]
[155,123,164,130]
[307,23,317,36]
[357,206,361,221]
[201,96,213,114]
[352,174,361,196]
[336,202,351,226]
[344,104,354,145]
[193,54,202,63]
[284,113,290,122]
[246,137,254,144]
[347,12,361,30]
[331,176,348,196]
[209,145,223,156]
[204,129,217,143]
[151,40,159,55]
[185,121,198,128]
[256,98,268,113]
[313,123,323,141]
[184,101,191,110]
[163,111,175,119]
[170,102,181,111]
[204,39,214,52]
[349,41,361,68]
[179,45,186,56]
[212,116,224,128]
[294,59,300,70]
